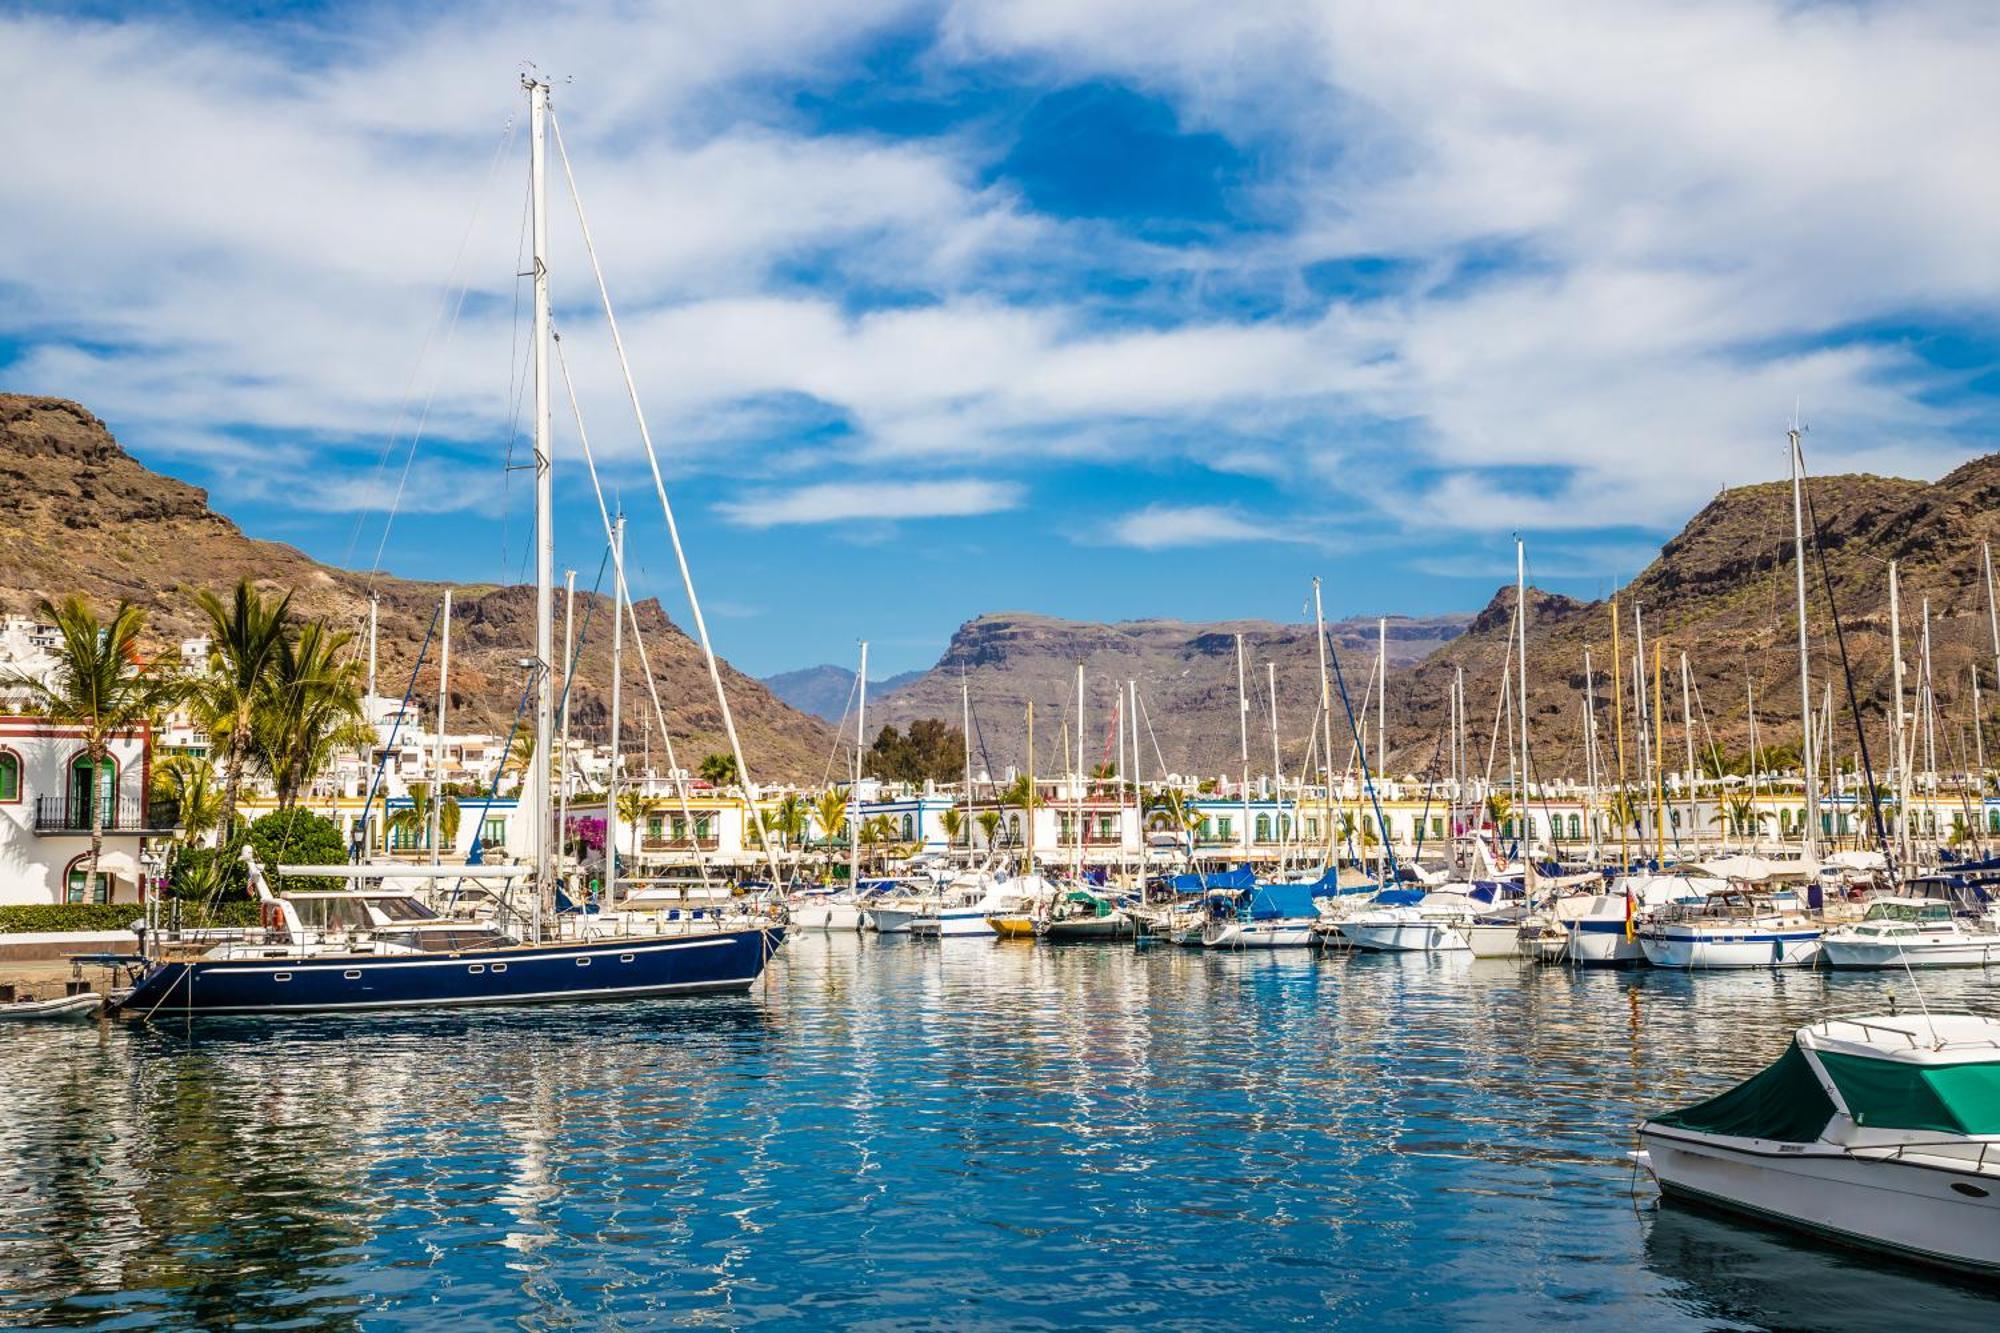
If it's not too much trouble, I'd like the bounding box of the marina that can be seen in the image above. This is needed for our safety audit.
[5,937,2000,1327]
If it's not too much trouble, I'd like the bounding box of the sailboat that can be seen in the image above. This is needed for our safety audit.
[113,78,783,1017]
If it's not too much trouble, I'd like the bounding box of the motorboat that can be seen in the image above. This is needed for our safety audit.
[1638,890,1822,969]
[785,884,865,932]
[858,879,934,935]
[984,872,1060,939]
[1338,888,1478,953]
[1820,899,2000,970]
[1637,1013,2000,1277]
[1038,886,1133,941]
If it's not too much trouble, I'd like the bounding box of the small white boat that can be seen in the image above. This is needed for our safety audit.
[1638,1012,2000,1278]
[1821,899,2000,970]
[1201,881,1322,949]
[1638,891,1822,969]
[786,888,864,932]
[2,992,104,1022]
[1339,890,1478,953]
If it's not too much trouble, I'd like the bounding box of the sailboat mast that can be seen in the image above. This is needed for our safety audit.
[851,640,867,889]
[1583,648,1600,864]
[1652,643,1667,866]
[528,76,556,915]
[1236,634,1251,861]
[1789,426,1821,862]
[1312,577,1339,866]
[1025,700,1035,875]
[960,667,973,858]
[1679,652,1695,854]
[1075,663,1085,880]
[1516,537,1532,892]
[1130,679,1145,886]
[1266,660,1282,864]
[1611,599,1629,872]
[1985,542,2000,743]
[1891,562,1911,870]
[605,512,625,909]
[1747,671,1763,852]
[557,568,575,878]
[431,588,451,865]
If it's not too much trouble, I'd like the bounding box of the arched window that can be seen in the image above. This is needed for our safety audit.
[901,813,914,840]
[0,748,19,803]
[1255,814,1272,843]
[1008,814,1021,842]
[69,752,118,824]
[64,853,112,905]
[1568,814,1582,840]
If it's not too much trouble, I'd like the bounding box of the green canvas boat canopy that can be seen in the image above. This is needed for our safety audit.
[1650,1015,2000,1143]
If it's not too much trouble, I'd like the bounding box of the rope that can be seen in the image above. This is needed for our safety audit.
[352,600,442,861]
[550,108,782,890]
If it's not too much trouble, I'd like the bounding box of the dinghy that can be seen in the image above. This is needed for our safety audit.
[1,992,103,1022]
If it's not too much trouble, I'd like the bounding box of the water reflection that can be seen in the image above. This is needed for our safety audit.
[1,940,1997,1328]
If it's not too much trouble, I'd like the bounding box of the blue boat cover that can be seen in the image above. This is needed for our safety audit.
[1245,881,1320,920]
[1372,887,1426,907]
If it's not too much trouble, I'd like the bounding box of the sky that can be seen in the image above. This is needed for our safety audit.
[5,1,2000,678]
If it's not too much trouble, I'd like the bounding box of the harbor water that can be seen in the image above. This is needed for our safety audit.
[4,938,2000,1329]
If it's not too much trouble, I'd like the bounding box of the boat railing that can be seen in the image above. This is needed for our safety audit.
[1814,1014,2000,1052]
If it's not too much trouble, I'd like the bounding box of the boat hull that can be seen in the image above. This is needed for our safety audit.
[1638,1128,2000,1278]
[1821,936,2000,970]
[934,908,995,937]
[113,926,783,1017]
[1339,918,1470,953]
[1465,923,1522,958]
[2,992,104,1022]
[1202,919,1317,949]
[790,902,863,932]
[865,906,922,935]
[1639,927,1822,969]
[1566,918,1647,966]
[1040,915,1133,941]
[987,914,1038,939]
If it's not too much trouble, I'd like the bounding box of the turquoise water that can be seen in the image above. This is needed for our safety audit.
[4,938,2000,1329]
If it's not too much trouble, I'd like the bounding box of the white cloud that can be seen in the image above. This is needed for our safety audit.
[1104,504,1303,550]
[715,478,1023,527]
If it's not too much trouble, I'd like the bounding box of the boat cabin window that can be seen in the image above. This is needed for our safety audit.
[361,895,440,922]
[1863,901,1950,924]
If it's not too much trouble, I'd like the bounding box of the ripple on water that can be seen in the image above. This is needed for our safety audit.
[3,938,2000,1328]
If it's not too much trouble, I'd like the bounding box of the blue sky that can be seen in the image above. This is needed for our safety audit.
[5,1,2000,677]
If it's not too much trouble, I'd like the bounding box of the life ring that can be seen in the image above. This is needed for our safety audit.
[261,900,285,933]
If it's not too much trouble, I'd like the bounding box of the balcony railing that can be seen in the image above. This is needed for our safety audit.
[641,834,721,852]
[33,796,180,835]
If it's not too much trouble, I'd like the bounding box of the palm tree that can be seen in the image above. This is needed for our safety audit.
[439,789,463,850]
[1605,789,1646,836]
[1711,793,1765,841]
[976,808,1002,848]
[699,752,739,788]
[192,579,294,833]
[999,773,1037,810]
[5,596,182,902]
[859,813,895,871]
[940,807,965,848]
[152,755,225,845]
[812,789,851,858]
[256,619,367,810]
[504,732,538,794]
[387,782,458,855]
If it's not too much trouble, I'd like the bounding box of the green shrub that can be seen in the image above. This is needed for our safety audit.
[0,904,142,934]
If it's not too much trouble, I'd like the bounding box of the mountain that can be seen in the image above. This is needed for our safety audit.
[1385,456,2000,781]
[0,395,840,782]
[761,664,926,724]
[873,611,1470,780]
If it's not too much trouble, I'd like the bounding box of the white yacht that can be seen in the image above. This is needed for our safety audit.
[1561,874,1719,966]
[1338,888,1479,953]
[1638,1013,2000,1277]
[1821,899,2000,970]
[1638,890,1822,969]
[1201,882,1322,949]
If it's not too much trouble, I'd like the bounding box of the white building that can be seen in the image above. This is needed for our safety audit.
[0,715,169,905]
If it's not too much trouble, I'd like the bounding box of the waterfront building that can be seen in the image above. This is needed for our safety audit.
[0,713,172,905]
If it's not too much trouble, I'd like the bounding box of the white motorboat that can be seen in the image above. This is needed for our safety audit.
[1637,1013,2000,1277]
[1821,899,2000,970]
[1,992,104,1022]
[786,887,864,932]
[1638,891,1822,969]
[1338,889,1478,953]
[1564,875,1718,966]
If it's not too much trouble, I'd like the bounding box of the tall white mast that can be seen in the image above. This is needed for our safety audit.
[1377,617,1388,788]
[1236,633,1251,860]
[366,592,379,709]
[1747,671,1764,851]
[851,640,867,890]
[960,666,973,858]
[1679,652,1696,854]
[528,76,556,913]
[1267,660,1282,865]
[1312,577,1338,866]
[1921,596,1938,792]
[1074,663,1085,880]
[1129,678,1144,885]
[605,512,625,909]
[1515,537,1533,891]
[1890,562,1911,870]
[1985,542,2000,731]
[1975,666,1988,856]
[1583,648,1599,863]
[1789,425,1820,863]
[430,588,451,865]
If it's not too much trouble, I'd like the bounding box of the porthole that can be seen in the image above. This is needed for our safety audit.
[619,954,634,964]
[468,964,485,974]
[492,963,508,973]
[273,973,292,983]
[343,970,362,980]
[576,957,591,967]
[1951,1182,1990,1198]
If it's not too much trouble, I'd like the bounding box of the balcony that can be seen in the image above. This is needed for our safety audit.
[641,834,721,852]
[34,796,180,836]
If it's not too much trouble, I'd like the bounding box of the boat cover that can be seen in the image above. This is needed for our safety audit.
[1817,1051,2000,1136]
[1649,1040,1835,1143]
[1243,882,1320,920]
